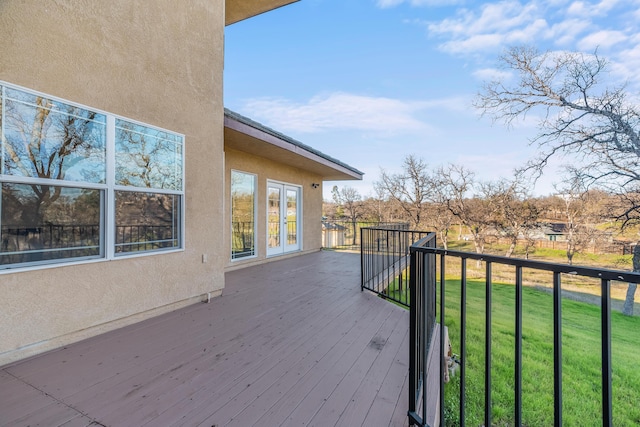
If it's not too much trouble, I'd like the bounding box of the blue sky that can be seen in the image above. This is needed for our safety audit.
[224,0,640,199]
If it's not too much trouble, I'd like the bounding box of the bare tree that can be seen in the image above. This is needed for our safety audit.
[426,167,459,250]
[360,185,388,223]
[485,177,539,257]
[376,155,432,229]
[476,46,640,314]
[554,175,594,265]
[441,164,494,256]
[425,184,455,249]
[331,185,363,246]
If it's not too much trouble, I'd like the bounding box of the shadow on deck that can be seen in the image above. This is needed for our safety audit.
[0,251,409,426]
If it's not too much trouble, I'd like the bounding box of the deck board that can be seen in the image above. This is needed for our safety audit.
[1,251,410,427]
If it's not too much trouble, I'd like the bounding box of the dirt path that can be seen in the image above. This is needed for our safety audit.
[533,285,640,315]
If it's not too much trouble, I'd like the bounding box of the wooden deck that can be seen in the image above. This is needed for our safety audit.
[0,251,410,426]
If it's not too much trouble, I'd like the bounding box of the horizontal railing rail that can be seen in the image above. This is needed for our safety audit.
[409,246,640,427]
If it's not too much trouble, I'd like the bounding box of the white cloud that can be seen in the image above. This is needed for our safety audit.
[472,68,513,81]
[439,34,505,54]
[567,0,620,18]
[241,92,469,134]
[546,18,592,46]
[376,0,405,8]
[376,0,463,7]
[427,1,547,54]
[428,1,539,38]
[609,42,640,89]
[577,30,628,51]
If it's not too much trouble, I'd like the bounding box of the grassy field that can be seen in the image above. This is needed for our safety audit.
[445,241,639,308]
[441,279,640,426]
[377,251,640,426]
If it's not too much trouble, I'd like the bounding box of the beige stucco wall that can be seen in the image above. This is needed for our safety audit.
[0,1,225,365]
[225,148,324,270]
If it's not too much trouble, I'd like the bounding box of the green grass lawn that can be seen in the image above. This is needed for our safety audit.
[377,248,640,425]
[442,279,640,426]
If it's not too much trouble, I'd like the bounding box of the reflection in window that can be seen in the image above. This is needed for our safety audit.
[115,191,181,254]
[0,82,184,270]
[268,187,281,249]
[1,87,106,182]
[1,183,102,266]
[116,119,183,190]
[231,171,256,259]
[286,189,298,245]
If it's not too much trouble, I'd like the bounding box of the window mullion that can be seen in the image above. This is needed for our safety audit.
[106,115,116,260]
[1,85,5,176]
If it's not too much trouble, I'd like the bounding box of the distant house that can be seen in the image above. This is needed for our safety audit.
[540,223,570,241]
[0,1,362,365]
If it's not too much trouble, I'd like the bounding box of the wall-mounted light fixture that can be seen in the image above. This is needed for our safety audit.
[311,183,320,188]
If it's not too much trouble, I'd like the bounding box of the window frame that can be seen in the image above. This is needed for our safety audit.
[0,81,185,272]
[230,169,257,261]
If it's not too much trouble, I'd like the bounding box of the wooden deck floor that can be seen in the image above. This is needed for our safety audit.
[0,251,410,427]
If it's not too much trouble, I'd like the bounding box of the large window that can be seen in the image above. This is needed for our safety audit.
[231,170,256,260]
[114,120,183,256]
[0,82,184,270]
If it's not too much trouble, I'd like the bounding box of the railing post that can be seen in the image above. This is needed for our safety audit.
[439,253,446,426]
[360,227,365,291]
[460,257,467,427]
[515,265,523,427]
[408,245,419,425]
[553,272,563,427]
[601,279,612,427]
[485,261,492,427]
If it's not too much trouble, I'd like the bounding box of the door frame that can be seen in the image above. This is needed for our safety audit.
[266,180,302,257]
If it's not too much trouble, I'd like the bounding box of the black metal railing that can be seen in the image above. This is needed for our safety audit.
[1,223,177,264]
[324,221,409,250]
[360,226,431,307]
[408,244,640,427]
[407,233,439,426]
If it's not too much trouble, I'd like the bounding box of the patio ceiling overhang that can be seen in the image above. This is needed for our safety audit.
[225,0,299,25]
[224,109,364,181]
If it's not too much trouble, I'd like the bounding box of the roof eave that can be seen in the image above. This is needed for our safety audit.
[224,109,363,181]
[225,0,300,26]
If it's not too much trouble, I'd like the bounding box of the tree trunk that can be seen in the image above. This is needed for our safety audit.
[351,219,357,246]
[622,243,640,316]
[505,238,517,258]
[622,283,637,316]
[566,242,574,265]
[439,230,449,250]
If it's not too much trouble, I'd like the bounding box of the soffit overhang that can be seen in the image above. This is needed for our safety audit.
[224,109,363,181]
[225,0,299,25]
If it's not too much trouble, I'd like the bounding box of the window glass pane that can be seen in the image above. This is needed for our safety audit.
[1,183,102,267]
[1,87,106,182]
[286,189,298,245]
[231,171,255,259]
[115,119,183,190]
[268,187,281,249]
[115,191,181,254]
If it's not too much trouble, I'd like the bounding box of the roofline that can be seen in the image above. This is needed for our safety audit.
[224,108,364,180]
[224,0,300,26]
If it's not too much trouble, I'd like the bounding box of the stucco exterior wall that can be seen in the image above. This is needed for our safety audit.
[0,1,225,365]
[225,148,324,270]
